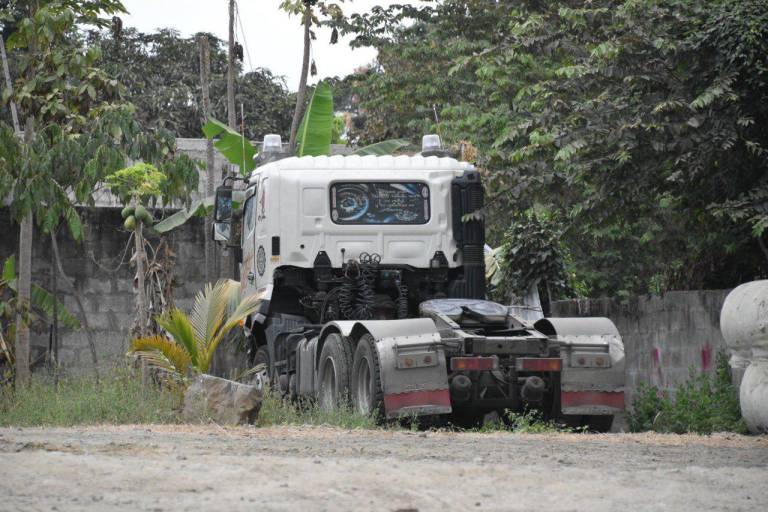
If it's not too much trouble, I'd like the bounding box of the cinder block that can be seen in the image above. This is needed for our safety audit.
[97,293,136,314]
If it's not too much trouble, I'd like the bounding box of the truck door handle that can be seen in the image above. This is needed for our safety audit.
[247,271,255,283]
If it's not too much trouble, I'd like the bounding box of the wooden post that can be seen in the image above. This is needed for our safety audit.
[199,35,216,284]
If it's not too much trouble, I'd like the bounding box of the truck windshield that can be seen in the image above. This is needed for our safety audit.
[330,182,430,225]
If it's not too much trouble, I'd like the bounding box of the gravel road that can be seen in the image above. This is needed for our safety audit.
[1,425,766,512]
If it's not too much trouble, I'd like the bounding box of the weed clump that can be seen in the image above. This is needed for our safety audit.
[627,352,746,434]
[256,389,379,430]
[0,367,182,427]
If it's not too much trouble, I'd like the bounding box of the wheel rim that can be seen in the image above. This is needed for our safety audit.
[355,356,372,414]
[320,358,337,409]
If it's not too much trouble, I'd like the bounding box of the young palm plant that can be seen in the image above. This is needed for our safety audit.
[129,279,263,380]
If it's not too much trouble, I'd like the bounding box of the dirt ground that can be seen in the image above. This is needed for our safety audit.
[1,425,767,512]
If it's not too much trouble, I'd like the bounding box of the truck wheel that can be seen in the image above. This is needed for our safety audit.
[317,333,352,410]
[351,333,384,418]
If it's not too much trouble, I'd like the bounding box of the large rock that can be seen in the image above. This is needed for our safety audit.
[183,374,262,425]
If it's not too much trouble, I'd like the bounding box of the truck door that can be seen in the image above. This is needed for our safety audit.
[241,185,258,297]
[254,176,270,289]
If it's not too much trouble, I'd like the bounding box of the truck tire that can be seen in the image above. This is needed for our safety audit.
[317,333,352,410]
[351,333,384,418]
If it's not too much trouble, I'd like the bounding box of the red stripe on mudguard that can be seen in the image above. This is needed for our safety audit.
[384,389,451,412]
[561,391,624,409]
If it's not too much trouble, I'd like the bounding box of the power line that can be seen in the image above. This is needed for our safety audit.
[235,0,254,71]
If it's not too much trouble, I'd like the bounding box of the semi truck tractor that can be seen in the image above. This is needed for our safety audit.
[212,135,625,429]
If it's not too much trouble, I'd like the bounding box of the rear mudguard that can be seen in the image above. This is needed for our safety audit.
[319,319,452,419]
[534,317,625,416]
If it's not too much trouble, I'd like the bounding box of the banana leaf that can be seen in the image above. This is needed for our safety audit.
[31,284,81,330]
[351,139,412,156]
[153,191,245,234]
[202,117,257,175]
[153,196,213,233]
[296,81,334,157]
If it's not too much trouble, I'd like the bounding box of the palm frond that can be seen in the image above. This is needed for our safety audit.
[156,309,198,367]
[189,280,234,355]
[200,290,265,372]
[130,335,192,377]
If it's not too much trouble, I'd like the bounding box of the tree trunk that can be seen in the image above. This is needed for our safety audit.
[227,0,236,130]
[288,6,312,151]
[199,35,216,285]
[14,119,35,387]
[134,220,148,337]
[15,214,32,387]
[0,37,20,133]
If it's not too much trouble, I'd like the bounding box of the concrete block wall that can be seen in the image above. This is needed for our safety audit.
[0,206,216,372]
[551,290,731,406]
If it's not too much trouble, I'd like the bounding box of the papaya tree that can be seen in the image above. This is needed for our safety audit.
[105,162,169,337]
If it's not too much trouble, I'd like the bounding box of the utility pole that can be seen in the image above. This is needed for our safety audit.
[227,0,236,130]
[198,34,216,284]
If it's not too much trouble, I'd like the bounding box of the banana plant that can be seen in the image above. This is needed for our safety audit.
[1,255,80,331]
[129,279,264,379]
[295,81,334,157]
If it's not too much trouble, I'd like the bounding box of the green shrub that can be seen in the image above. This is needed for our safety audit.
[0,367,182,427]
[627,352,746,434]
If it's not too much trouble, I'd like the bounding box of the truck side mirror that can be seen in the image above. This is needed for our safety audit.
[213,185,233,242]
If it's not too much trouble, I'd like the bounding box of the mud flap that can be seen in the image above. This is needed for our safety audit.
[377,331,452,419]
[534,317,626,416]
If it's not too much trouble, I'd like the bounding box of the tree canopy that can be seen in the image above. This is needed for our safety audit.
[86,27,293,140]
[335,0,768,297]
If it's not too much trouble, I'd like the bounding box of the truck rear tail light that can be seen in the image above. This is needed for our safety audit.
[451,356,498,371]
[516,358,562,372]
[397,351,438,369]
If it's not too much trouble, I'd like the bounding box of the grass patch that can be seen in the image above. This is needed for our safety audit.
[0,367,182,427]
[627,352,746,434]
[256,389,379,430]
